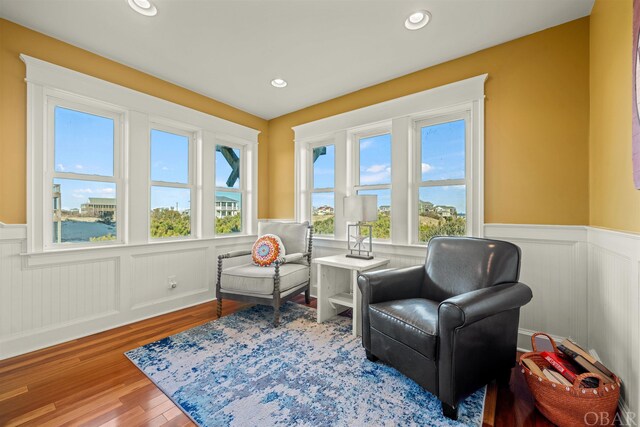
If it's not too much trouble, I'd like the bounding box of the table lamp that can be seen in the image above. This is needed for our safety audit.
[343,195,378,259]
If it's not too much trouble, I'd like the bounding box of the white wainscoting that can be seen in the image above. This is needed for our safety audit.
[0,222,255,360]
[586,227,640,415]
[485,224,639,414]
[483,224,590,351]
[1,221,638,413]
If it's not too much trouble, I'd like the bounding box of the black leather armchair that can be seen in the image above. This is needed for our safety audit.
[357,237,533,420]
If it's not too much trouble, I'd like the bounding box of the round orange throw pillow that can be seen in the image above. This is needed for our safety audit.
[252,234,286,267]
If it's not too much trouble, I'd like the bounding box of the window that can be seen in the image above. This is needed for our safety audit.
[49,103,122,246]
[354,132,391,240]
[25,55,260,253]
[310,144,335,236]
[150,127,193,239]
[293,74,485,248]
[215,144,243,234]
[416,116,468,242]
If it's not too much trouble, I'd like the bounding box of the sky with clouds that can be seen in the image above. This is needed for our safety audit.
[311,120,466,213]
[54,108,240,212]
[55,107,464,215]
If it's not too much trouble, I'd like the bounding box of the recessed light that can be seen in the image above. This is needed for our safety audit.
[271,78,287,88]
[404,10,431,30]
[128,0,157,16]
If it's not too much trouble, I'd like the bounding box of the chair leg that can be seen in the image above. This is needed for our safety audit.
[497,367,512,385]
[365,350,378,362]
[305,287,311,304]
[274,306,280,326]
[216,298,222,318]
[442,402,458,420]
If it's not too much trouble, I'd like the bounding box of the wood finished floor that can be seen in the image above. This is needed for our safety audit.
[0,297,555,427]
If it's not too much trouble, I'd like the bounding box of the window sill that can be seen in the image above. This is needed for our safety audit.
[21,234,258,267]
[312,236,428,258]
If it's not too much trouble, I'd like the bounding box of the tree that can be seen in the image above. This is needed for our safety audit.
[359,213,390,240]
[313,216,334,235]
[216,215,242,234]
[150,208,191,238]
[419,217,466,242]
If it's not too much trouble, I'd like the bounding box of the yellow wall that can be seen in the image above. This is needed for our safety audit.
[0,19,269,224]
[7,13,637,231]
[589,0,640,233]
[267,18,591,224]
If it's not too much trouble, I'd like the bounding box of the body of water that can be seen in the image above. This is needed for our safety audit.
[54,221,117,242]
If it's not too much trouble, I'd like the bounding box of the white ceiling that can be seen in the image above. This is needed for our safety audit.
[0,0,594,120]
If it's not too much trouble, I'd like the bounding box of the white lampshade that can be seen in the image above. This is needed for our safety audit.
[343,195,378,222]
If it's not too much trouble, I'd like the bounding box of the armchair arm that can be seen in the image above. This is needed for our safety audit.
[219,250,252,260]
[437,282,532,409]
[277,252,310,264]
[438,282,533,328]
[357,265,425,305]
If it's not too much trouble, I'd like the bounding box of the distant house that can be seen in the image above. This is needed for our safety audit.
[418,200,458,218]
[418,200,435,215]
[315,205,334,216]
[216,195,240,218]
[81,198,116,220]
[435,206,457,218]
[379,205,391,214]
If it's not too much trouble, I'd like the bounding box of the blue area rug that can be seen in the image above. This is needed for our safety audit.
[126,303,485,426]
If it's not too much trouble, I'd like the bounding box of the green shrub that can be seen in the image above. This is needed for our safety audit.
[216,215,242,234]
[150,208,191,238]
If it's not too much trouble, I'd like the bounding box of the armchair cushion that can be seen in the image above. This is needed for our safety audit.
[220,263,309,296]
[370,298,439,360]
[423,237,521,302]
[258,221,309,264]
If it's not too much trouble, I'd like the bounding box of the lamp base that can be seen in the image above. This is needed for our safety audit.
[346,254,374,260]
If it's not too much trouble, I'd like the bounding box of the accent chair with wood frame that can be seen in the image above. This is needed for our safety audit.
[357,236,533,420]
[216,221,313,326]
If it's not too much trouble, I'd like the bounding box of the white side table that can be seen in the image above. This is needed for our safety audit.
[313,255,390,336]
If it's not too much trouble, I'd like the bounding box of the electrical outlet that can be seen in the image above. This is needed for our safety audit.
[168,275,178,290]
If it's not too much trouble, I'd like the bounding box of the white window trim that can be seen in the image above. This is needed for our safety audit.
[148,121,199,241]
[23,54,259,254]
[308,140,336,237]
[293,74,486,245]
[412,110,472,244]
[44,93,126,250]
[350,125,393,241]
[214,139,247,235]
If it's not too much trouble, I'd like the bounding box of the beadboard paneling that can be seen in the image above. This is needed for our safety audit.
[131,247,209,309]
[1,239,119,336]
[587,228,640,415]
[484,225,588,350]
[0,226,256,360]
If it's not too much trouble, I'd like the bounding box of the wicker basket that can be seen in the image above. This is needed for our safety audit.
[519,333,620,427]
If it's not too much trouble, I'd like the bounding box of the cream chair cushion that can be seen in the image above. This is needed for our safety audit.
[220,263,309,296]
